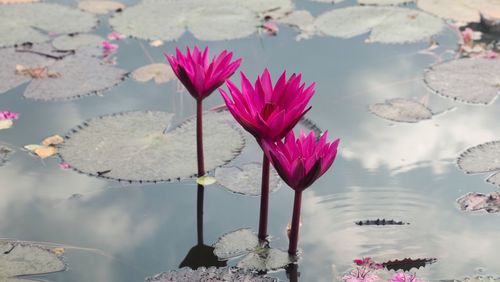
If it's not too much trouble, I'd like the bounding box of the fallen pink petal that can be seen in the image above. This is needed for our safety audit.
[59,162,71,170]
[0,111,20,120]
[102,40,119,51]
[107,31,126,41]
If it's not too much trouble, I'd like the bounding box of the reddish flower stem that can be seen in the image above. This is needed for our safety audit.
[196,184,204,245]
[196,100,205,177]
[258,153,270,241]
[288,190,302,255]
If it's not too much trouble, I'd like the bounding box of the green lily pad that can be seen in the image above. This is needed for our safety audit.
[52,33,104,51]
[457,141,500,187]
[369,98,433,123]
[145,267,277,282]
[215,163,282,196]
[59,110,245,183]
[0,3,97,48]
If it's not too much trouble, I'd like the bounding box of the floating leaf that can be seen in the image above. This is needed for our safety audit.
[457,141,500,187]
[369,98,433,123]
[145,267,277,282]
[196,175,216,186]
[277,10,317,40]
[109,0,293,42]
[355,219,409,226]
[59,110,245,183]
[78,1,125,14]
[457,192,500,213]
[237,248,292,272]
[0,46,55,94]
[52,33,104,51]
[41,134,64,146]
[213,228,259,259]
[417,0,500,23]
[445,276,500,282]
[0,3,97,48]
[0,241,65,281]
[23,52,127,101]
[51,247,65,255]
[382,258,437,271]
[215,163,282,196]
[131,63,175,84]
[0,144,14,167]
[24,144,58,159]
[315,6,445,43]
[0,119,13,130]
[424,58,500,105]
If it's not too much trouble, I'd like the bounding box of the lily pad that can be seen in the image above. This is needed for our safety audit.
[382,258,437,271]
[0,241,65,282]
[78,1,125,14]
[358,0,414,4]
[52,34,104,51]
[109,0,293,42]
[0,46,55,95]
[215,163,282,196]
[59,110,245,183]
[369,98,433,123]
[447,276,500,282]
[277,10,317,40]
[424,58,500,105]
[131,63,175,84]
[213,228,259,259]
[457,192,500,213]
[458,141,500,174]
[213,229,292,272]
[417,0,500,23]
[23,52,128,101]
[315,6,445,43]
[0,144,14,167]
[145,267,277,282]
[0,3,97,48]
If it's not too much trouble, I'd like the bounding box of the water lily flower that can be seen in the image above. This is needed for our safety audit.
[220,69,314,240]
[342,267,380,282]
[165,46,242,102]
[165,46,241,177]
[354,258,383,270]
[261,130,339,254]
[107,31,126,41]
[0,111,19,120]
[220,69,314,141]
[102,40,118,51]
[389,272,426,282]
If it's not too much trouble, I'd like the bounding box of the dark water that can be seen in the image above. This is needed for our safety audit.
[1,0,499,281]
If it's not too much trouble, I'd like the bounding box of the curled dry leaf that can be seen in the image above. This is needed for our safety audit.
[457,192,500,213]
[41,134,64,146]
[24,144,58,159]
[78,0,125,14]
[131,63,175,84]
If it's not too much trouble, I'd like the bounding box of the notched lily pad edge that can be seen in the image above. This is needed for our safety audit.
[58,109,246,184]
[456,140,500,174]
[423,59,499,106]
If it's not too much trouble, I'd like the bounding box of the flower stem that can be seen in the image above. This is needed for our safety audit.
[288,190,302,255]
[196,100,205,177]
[258,153,270,241]
[196,184,204,246]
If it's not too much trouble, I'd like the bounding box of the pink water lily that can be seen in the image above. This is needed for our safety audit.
[0,111,19,120]
[165,46,241,101]
[342,267,380,282]
[262,130,339,254]
[102,40,118,51]
[262,130,339,192]
[220,69,314,141]
[389,272,426,282]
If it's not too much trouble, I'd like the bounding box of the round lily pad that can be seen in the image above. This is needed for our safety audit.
[424,58,500,105]
[145,267,277,282]
[109,0,293,42]
[237,248,292,272]
[213,228,259,259]
[23,52,128,101]
[369,98,433,123]
[52,33,104,51]
[215,163,282,196]
[131,63,175,84]
[0,46,55,95]
[417,0,500,23]
[457,192,500,213]
[315,6,445,43]
[0,241,65,282]
[59,110,245,183]
[359,0,414,4]
[0,3,97,48]
[458,141,500,174]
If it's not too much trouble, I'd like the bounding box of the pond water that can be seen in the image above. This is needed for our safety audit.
[1,0,499,281]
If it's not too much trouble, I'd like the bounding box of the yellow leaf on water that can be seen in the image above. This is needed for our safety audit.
[0,119,13,130]
[41,134,64,146]
[24,144,43,151]
[52,247,65,255]
[196,175,217,186]
[149,39,164,47]
[24,144,58,159]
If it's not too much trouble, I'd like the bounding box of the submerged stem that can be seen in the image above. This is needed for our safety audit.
[196,184,204,246]
[196,100,205,177]
[258,153,270,241]
[288,190,302,255]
